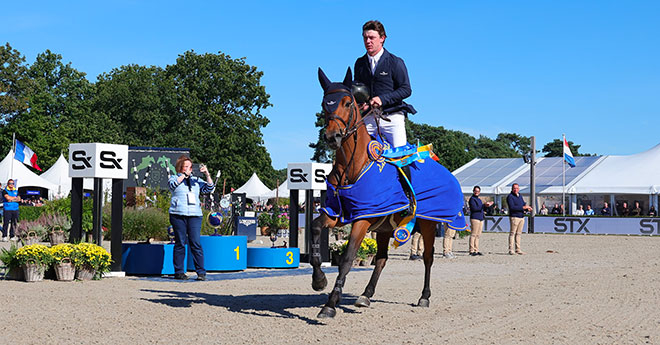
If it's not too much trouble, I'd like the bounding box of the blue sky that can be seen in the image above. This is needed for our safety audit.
[2,1,659,170]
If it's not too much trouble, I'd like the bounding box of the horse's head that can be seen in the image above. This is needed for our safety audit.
[318,67,361,150]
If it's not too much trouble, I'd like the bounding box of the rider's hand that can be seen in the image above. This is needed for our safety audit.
[369,96,382,108]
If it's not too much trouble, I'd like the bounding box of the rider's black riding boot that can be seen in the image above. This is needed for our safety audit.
[399,165,414,215]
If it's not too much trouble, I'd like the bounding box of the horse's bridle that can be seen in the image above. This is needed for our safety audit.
[323,88,360,141]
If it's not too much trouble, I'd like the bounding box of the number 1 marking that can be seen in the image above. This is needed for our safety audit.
[234,246,239,260]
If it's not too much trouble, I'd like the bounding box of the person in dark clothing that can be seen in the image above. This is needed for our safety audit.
[601,202,612,216]
[468,186,493,256]
[506,183,532,255]
[354,20,416,148]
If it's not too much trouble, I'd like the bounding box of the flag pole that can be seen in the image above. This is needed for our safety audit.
[562,134,566,216]
[11,133,15,179]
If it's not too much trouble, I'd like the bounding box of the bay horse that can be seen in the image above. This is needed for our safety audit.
[310,67,467,318]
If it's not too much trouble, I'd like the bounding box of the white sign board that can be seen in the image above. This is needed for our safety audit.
[287,163,332,190]
[68,143,129,179]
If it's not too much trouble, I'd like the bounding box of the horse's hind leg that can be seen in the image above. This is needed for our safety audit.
[355,230,391,308]
[311,214,337,291]
[318,219,371,318]
[417,220,437,307]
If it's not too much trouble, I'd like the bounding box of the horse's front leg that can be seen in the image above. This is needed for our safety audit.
[417,220,437,307]
[310,214,337,291]
[318,219,372,318]
[355,229,391,308]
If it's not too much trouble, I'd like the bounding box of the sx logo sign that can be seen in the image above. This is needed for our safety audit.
[72,150,123,170]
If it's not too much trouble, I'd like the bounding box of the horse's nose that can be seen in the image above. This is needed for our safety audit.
[324,131,342,149]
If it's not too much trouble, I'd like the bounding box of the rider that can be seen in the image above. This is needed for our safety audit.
[353,20,416,148]
[353,20,417,214]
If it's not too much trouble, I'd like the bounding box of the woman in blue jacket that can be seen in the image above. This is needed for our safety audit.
[169,155,214,280]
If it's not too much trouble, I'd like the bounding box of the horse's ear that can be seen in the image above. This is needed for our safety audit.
[318,68,331,91]
[342,67,352,89]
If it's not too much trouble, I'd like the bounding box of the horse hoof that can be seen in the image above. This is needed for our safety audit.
[355,295,371,308]
[311,276,328,291]
[317,306,336,318]
[417,298,430,307]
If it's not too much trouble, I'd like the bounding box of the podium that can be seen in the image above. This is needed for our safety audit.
[247,247,300,268]
[187,235,247,271]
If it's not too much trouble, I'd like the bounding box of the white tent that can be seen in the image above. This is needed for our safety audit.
[262,180,321,200]
[0,150,58,198]
[233,173,272,202]
[569,143,660,195]
[40,153,71,198]
[40,153,111,198]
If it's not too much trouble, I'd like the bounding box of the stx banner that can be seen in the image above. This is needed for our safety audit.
[534,216,660,236]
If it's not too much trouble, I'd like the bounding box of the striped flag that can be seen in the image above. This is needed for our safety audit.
[563,136,576,168]
[14,140,42,171]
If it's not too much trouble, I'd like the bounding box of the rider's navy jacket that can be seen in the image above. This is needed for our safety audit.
[507,192,526,218]
[469,195,484,220]
[354,48,417,115]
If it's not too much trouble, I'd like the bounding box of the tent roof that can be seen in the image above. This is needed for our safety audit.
[233,173,272,201]
[452,158,527,194]
[569,143,660,194]
[452,143,660,196]
[0,150,57,192]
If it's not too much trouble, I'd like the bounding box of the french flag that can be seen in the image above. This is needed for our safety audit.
[14,140,42,171]
[563,136,576,168]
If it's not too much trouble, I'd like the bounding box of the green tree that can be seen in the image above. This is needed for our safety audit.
[163,50,276,189]
[309,112,333,163]
[0,49,95,170]
[542,139,590,157]
[93,64,171,146]
[495,133,531,156]
[0,43,35,124]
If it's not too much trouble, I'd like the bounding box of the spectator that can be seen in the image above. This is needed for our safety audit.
[630,201,642,216]
[648,206,657,217]
[442,223,456,259]
[551,203,561,215]
[585,204,595,216]
[601,202,611,216]
[2,179,20,241]
[468,186,492,256]
[574,205,585,216]
[506,183,532,255]
[539,203,549,215]
[168,156,214,281]
[620,202,630,217]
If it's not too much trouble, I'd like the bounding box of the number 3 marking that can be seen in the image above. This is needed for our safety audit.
[286,251,293,265]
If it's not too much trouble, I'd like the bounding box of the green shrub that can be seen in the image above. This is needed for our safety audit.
[18,205,46,222]
[122,207,169,241]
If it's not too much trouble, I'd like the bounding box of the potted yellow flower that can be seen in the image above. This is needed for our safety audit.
[14,244,54,282]
[72,243,112,280]
[50,243,76,281]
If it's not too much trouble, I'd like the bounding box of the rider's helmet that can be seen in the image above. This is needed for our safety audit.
[351,82,370,104]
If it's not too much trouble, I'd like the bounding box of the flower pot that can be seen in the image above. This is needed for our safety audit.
[260,226,270,236]
[49,230,66,246]
[23,262,46,282]
[54,258,76,281]
[24,231,40,245]
[76,265,96,281]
